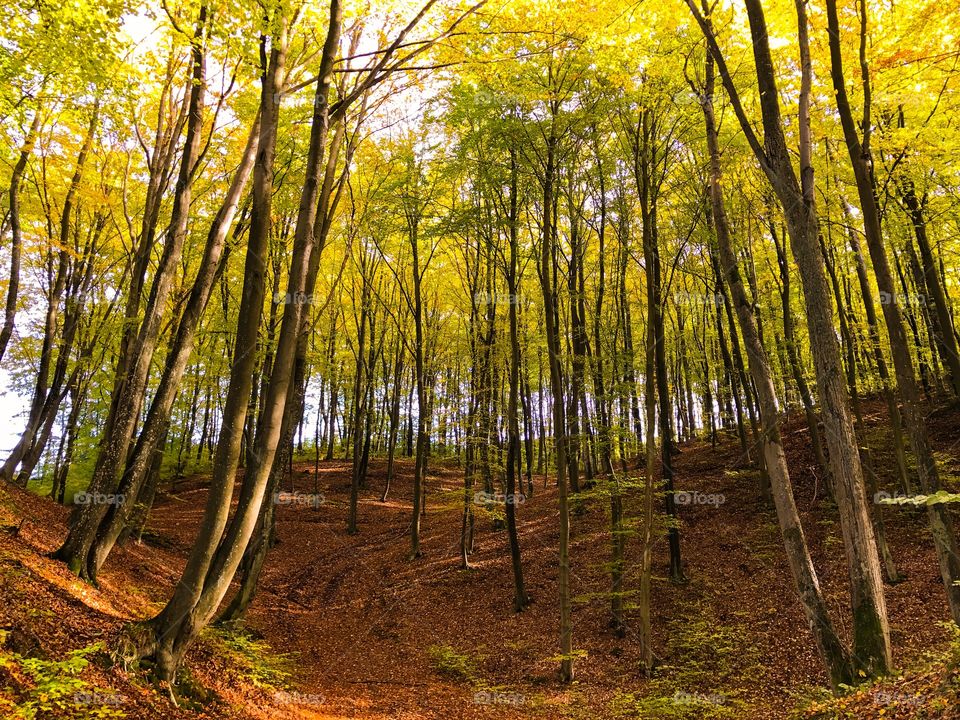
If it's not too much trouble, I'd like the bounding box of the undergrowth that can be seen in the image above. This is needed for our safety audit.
[203,625,294,690]
[792,623,960,719]
[0,639,126,719]
[609,594,758,719]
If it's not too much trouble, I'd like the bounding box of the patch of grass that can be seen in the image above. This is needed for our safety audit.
[723,468,759,481]
[0,640,126,719]
[610,690,726,720]
[742,520,782,565]
[427,645,535,712]
[203,626,294,691]
[477,502,505,525]
[171,664,218,709]
[427,644,480,683]
[608,598,758,719]
[823,532,842,551]
[0,486,19,526]
[24,608,55,620]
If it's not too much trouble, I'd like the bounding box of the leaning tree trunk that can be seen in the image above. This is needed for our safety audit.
[687,0,891,676]
[55,12,208,579]
[88,117,259,574]
[0,105,42,366]
[835,191,910,493]
[771,222,829,484]
[826,0,960,623]
[698,50,853,688]
[819,227,900,584]
[122,14,293,684]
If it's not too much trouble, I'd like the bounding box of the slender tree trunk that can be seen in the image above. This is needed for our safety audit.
[2,107,97,483]
[382,333,404,501]
[504,149,528,612]
[631,106,683,582]
[89,120,259,573]
[834,190,910,493]
[825,0,960,622]
[537,122,573,682]
[899,184,960,396]
[0,106,42,365]
[55,12,209,579]
[697,52,853,687]
[125,14,293,682]
[688,0,892,675]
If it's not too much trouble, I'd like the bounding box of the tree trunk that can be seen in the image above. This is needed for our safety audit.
[537,123,573,682]
[698,51,853,687]
[0,105,42,365]
[504,149,528,612]
[55,12,209,579]
[825,0,960,622]
[687,0,891,675]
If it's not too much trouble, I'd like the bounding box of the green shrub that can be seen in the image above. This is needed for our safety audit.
[0,641,126,719]
[204,627,293,690]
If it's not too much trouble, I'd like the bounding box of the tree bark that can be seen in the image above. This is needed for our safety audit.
[686,0,891,675]
[825,0,960,622]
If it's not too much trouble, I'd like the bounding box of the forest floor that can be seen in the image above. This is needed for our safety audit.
[2,398,960,719]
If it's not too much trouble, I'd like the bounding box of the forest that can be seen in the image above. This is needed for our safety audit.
[0,0,959,717]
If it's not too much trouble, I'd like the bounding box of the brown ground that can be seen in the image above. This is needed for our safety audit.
[1,398,959,719]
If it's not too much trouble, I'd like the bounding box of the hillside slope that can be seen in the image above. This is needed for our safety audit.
[2,401,959,719]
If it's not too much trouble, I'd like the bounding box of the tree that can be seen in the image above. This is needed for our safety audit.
[686,0,891,676]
